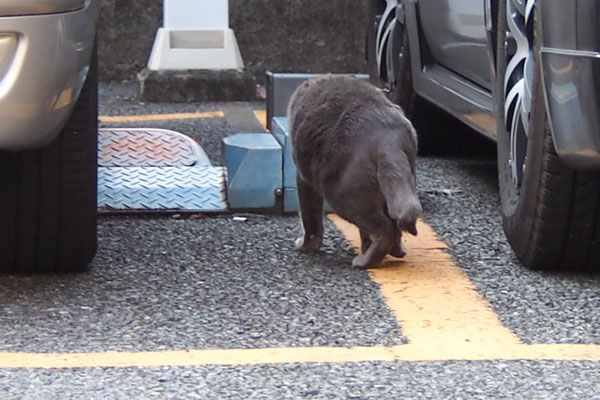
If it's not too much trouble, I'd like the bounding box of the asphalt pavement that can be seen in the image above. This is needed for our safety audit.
[0,82,599,399]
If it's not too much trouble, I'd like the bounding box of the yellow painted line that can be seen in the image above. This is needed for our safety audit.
[99,111,225,123]
[253,109,268,130]
[329,215,600,361]
[2,344,600,369]
[329,215,522,348]
[0,347,396,369]
[1,217,600,369]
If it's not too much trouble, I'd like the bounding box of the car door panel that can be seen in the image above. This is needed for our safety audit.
[417,0,492,90]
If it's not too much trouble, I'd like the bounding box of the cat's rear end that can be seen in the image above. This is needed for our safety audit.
[289,74,422,268]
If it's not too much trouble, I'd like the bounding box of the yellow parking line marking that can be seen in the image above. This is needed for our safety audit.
[253,110,267,130]
[328,215,522,348]
[0,347,396,369]
[99,111,225,123]
[2,343,600,369]
[1,217,600,369]
[329,215,600,360]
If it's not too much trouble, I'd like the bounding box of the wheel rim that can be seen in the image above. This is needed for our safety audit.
[375,0,401,93]
[503,0,536,188]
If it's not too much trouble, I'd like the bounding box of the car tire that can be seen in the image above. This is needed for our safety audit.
[0,45,98,273]
[495,0,600,271]
[366,0,449,154]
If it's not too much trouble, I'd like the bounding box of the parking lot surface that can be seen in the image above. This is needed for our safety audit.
[0,83,599,399]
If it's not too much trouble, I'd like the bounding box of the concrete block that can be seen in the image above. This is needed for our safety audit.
[138,69,256,102]
[147,27,244,70]
[165,0,228,30]
[148,0,243,71]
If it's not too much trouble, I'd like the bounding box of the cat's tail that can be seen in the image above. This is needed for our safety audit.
[377,151,422,236]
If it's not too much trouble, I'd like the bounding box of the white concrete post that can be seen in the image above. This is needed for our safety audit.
[147,0,244,70]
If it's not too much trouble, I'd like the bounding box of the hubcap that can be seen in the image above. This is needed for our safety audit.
[375,0,401,92]
[503,0,536,187]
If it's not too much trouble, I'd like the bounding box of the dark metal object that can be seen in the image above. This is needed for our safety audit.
[265,72,369,131]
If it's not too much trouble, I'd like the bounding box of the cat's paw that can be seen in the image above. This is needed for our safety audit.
[389,241,407,258]
[295,235,322,252]
[352,254,373,269]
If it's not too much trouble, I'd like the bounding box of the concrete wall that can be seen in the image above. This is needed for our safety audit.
[97,0,368,83]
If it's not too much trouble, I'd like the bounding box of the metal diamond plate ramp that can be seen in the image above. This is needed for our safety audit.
[98,166,227,212]
[97,128,227,212]
[99,128,211,167]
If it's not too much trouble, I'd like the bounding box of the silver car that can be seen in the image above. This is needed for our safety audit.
[367,0,600,271]
[0,0,99,272]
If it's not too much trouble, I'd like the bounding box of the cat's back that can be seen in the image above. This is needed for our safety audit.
[291,75,406,133]
[290,74,390,117]
[289,75,411,152]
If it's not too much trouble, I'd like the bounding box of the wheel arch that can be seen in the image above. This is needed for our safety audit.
[535,0,600,170]
[401,0,425,95]
[486,0,500,80]
[372,0,437,97]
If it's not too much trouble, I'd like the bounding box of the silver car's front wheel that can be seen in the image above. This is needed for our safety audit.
[496,0,600,271]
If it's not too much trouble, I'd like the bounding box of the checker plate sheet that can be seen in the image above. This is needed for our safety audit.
[97,128,227,212]
[98,128,211,167]
[98,166,227,212]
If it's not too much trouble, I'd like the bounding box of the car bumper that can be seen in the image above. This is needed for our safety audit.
[0,0,98,149]
[0,0,89,17]
[539,1,600,170]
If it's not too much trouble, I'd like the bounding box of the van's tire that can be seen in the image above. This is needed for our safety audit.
[0,46,98,273]
[495,0,600,271]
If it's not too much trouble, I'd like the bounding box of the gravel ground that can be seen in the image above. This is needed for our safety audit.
[416,151,600,344]
[0,215,403,353]
[1,83,597,398]
[98,82,600,346]
[2,360,600,399]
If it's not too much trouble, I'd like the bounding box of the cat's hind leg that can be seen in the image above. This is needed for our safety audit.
[389,229,407,258]
[351,215,395,269]
[295,176,324,252]
[359,229,372,254]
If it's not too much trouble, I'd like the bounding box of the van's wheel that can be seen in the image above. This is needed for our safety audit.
[366,0,447,154]
[0,45,98,273]
[496,0,600,271]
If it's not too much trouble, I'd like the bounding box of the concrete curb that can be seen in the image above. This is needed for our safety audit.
[138,69,258,102]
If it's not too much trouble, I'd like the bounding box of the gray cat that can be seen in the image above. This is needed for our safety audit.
[288,74,422,268]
